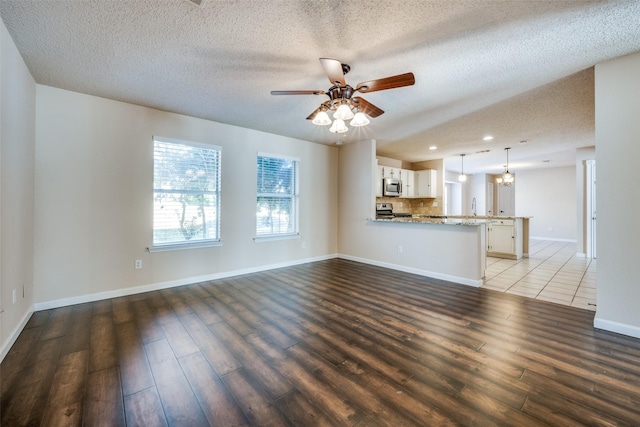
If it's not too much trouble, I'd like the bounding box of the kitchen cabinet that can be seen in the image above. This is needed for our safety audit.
[376,166,383,197]
[376,167,420,199]
[415,169,437,198]
[487,218,523,259]
[380,166,401,179]
[400,169,415,198]
[377,166,409,197]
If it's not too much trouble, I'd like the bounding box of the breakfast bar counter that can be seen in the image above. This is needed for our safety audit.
[360,216,487,287]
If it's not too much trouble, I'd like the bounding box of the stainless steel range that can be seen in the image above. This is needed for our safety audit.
[375,203,412,219]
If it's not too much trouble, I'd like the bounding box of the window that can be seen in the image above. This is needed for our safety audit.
[152,137,221,250]
[256,153,299,239]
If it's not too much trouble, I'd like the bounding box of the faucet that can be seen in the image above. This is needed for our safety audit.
[472,197,477,216]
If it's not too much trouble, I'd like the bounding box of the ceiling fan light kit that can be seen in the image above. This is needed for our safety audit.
[329,119,348,134]
[350,112,370,127]
[271,58,414,135]
[333,103,354,120]
[312,110,331,126]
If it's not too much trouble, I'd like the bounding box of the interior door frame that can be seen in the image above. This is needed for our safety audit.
[586,160,596,258]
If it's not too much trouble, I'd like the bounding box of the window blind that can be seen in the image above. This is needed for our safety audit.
[256,153,299,238]
[153,137,221,248]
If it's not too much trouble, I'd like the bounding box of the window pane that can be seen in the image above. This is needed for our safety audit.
[153,138,221,246]
[256,154,299,237]
[256,196,295,235]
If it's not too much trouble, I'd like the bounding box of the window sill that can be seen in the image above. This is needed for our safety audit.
[254,234,300,243]
[148,240,222,252]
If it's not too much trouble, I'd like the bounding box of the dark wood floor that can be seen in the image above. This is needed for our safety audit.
[2,259,640,426]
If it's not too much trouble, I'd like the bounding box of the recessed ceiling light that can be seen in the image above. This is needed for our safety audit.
[475,149,491,153]
[519,140,528,145]
[542,160,550,163]
[483,135,494,141]
[429,145,437,150]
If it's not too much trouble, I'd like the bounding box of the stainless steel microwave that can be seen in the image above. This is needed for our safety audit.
[382,177,402,197]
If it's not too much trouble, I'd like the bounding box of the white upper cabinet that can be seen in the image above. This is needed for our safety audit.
[400,169,415,198]
[415,169,437,198]
[380,166,401,179]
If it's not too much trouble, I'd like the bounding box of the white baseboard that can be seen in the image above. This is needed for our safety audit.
[1,307,34,363]
[337,254,483,288]
[530,236,578,243]
[593,316,640,340]
[576,252,587,258]
[34,254,338,312]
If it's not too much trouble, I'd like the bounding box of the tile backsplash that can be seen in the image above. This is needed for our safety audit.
[376,197,443,216]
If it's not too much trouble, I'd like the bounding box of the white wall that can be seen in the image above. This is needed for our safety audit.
[515,166,576,240]
[594,51,640,339]
[34,86,338,306]
[468,174,488,216]
[0,19,36,360]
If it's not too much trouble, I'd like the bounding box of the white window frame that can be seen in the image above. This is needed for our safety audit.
[150,136,222,252]
[255,152,300,241]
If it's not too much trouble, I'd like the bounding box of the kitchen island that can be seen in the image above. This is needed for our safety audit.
[364,217,489,286]
[416,215,530,260]
[376,215,531,260]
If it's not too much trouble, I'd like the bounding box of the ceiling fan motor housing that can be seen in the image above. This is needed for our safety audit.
[328,85,355,108]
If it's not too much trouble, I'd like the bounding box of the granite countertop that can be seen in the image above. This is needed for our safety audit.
[413,215,532,220]
[370,216,491,226]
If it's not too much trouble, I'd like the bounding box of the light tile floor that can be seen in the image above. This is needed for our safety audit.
[482,239,596,311]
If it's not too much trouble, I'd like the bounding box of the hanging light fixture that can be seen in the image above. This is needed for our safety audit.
[329,118,348,134]
[498,147,514,186]
[350,111,370,127]
[458,154,467,182]
[333,103,354,121]
[312,110,331,126]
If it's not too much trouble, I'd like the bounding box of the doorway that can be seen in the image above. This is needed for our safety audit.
[497,183,515,216]
[445,182,462,215]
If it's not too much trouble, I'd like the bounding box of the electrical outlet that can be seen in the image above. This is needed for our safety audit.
[433,201,438,207]
[135,259,142,270]
[301,241,306,249]
[548,227,553,232]
[397,245,403,254]
[12,289,16,304]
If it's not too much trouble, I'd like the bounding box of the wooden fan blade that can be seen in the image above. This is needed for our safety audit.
[352,96,384,118]
[356,72,415,93]
[319,58,346,86]
[271,90,326,95]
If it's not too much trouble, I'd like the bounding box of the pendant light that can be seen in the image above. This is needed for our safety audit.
[458,154,467,182]
[499,147,514,186]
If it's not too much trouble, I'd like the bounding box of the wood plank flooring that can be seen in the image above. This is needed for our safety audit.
[2,259,640,426]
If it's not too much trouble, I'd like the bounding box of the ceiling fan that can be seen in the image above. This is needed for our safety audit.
[271,58,415,133]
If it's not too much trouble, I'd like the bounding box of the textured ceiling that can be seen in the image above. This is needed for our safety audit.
[1,0,639,174]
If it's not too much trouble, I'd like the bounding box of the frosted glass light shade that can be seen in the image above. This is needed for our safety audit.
[502,170,514,185]
[333,104,354,120]
[350,112,370,127]
[312,111,331,126]
[329,119,348,134]
[458,174,467,182]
